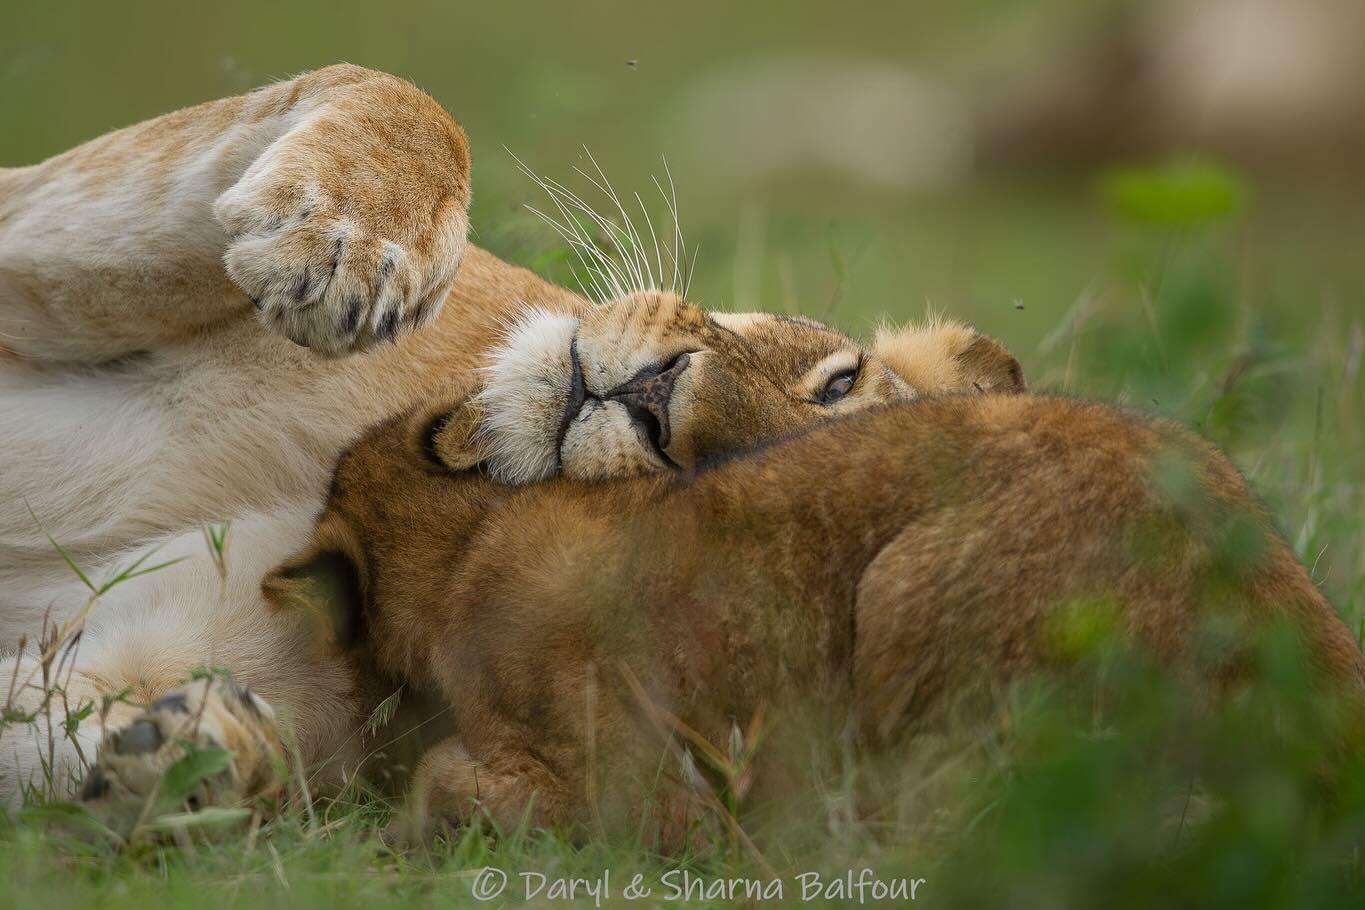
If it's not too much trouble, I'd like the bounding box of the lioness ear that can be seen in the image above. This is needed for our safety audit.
[262,548,366,649]
[418,398,484,473]
[873,319,1024,395]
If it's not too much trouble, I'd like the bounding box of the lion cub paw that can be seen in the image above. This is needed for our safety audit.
[81,676,286,813]
[215,143,466,356]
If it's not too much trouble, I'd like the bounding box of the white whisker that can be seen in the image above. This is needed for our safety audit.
[532,215,616,302]
[544,179,637,295]
[535,169,638,295]
[636,191,665,301]
[571,166,645,294]
[654,157,686,295]
[517,187,615,297]
[663,156,686,293]
[510,149,628,300]
[578,148,654,293]
[511,148,697,302]
[573,159,641,290]
[685,243,700,299]
[524,204,612,303]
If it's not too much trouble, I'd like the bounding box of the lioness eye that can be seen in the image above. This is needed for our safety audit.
[820,370,857,405]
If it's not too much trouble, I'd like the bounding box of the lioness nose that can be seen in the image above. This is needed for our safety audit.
[605,352,691,453]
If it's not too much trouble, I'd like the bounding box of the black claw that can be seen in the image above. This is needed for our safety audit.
[330,236,344,274]
[152,692,190,714]
[81,767,111,800]
[293,269,311,302]
[342,296,363,335]
[407,301,427,329]
[117,719,164,756]
[379,307,400,342]
[234,684,262,717]
[249,295,262,310]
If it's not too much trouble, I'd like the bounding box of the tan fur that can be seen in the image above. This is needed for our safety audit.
[0,64,471,359]
[0,64,1016,562]
[272,394,1364,842]
[873,318,1023,394]
[468,297,1023,483]
[0,66,1023,807]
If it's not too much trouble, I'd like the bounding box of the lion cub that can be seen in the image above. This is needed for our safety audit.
[265,392,1365,842]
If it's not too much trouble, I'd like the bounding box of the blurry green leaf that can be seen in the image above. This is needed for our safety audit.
[1151,449,1202,509]
[1210,515,1269,583]
[1101,160,1249,228]
[160,746,234,805]
[61,699,95,738]
[529,245,575,276]
[144,807,252,832]
[19,800,108,834]
[1046,597,1122,661]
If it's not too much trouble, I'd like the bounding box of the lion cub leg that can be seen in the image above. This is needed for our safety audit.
[394,735,571,843]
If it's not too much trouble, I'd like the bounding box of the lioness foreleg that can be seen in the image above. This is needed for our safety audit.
[0,64,470,361]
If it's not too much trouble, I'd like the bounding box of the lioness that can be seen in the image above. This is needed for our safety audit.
[0,66,1020,805]
[145,392,1358,840]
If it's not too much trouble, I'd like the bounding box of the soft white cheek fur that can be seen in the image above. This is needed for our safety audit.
[475,308,580,484]
[559,400,664,480]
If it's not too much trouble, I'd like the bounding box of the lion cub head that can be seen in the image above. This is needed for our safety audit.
[471,292,1023,483]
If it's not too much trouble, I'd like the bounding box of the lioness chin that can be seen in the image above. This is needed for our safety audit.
[247,392,1363,844]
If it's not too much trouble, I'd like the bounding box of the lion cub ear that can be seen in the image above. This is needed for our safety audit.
[873,319,1024,395]
[418,398,484,473]
[262,546,366,649]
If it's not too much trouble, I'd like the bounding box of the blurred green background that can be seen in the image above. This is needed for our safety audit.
[5,0,1360,611]
[4,2,1365,906]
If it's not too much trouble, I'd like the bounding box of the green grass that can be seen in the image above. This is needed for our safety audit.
[3,157,1362,910]
[3,4,1364,906]
[6,629,1365,909]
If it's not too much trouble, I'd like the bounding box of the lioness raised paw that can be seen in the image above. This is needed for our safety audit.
[214,72,471,356]
[81,676,286,814]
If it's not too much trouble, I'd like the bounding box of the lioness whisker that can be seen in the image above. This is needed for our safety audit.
[524,204,619,302]
[652,163,686,296]
[534,172,637,298]
[523,205,605,295]
[514,148,695,302]
[574,148,652,293]
[636,190,665,302]
[514,155,630,302]
[512,151,627,301]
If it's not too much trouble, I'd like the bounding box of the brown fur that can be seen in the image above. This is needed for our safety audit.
[4,65,1034,812]
[1,65,474,358]
[2,62,1021,483]
[269,393,1365,841]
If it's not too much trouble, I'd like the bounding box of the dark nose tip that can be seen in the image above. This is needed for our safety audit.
[605,352,691,454]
